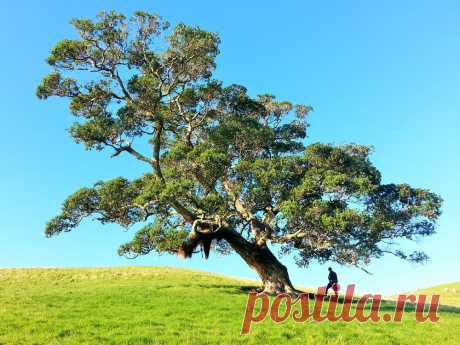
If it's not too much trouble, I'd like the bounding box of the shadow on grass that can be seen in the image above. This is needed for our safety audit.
[196,283,255,293]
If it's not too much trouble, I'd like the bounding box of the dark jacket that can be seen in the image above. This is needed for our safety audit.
[328,270,338,283]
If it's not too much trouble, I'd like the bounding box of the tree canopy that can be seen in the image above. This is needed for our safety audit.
[38,11,442,292]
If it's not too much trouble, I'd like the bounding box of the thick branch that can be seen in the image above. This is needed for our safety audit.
[110,145,154,166]
[271,230,307,244]
[114,71,132,101]
[222,180,274,245]
[222,181,253,221]
[151,118,196,223]
[152,119,164,179]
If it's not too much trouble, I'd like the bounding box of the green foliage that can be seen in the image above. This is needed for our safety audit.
[38,10,441,270]
[45,177,145,236]
[277,144,442,267]
[36,72,79,99]
[118,223,188,258]
[69,117,119,150]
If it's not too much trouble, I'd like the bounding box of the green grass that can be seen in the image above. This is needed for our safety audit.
[0,267,459,345]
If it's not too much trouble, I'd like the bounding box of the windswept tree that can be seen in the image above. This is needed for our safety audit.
[38,11,442,294]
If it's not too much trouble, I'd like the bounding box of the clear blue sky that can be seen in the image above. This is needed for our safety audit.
[1,0,459,295]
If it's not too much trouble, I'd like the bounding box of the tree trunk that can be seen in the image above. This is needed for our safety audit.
[221,228,297,295]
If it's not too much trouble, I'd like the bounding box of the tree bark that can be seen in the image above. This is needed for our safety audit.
[221,228,297,295]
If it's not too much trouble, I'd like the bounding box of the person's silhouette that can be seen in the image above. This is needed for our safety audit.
[325,267,339,296]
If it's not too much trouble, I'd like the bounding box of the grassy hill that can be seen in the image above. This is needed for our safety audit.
[0,267,459,345]
[395,282,460,308]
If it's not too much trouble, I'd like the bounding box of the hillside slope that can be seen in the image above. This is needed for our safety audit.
[405,282,460,308]
[0,267,459,345]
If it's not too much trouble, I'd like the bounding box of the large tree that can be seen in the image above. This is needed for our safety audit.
[38,11,442,294]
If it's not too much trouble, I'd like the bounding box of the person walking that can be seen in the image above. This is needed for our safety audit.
[326,267,339,296]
